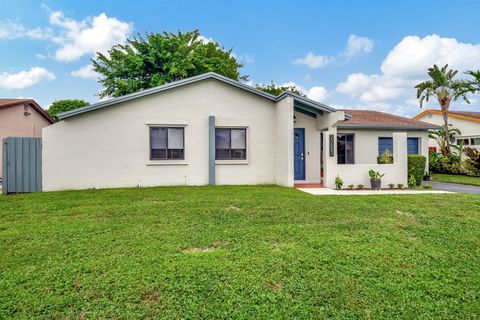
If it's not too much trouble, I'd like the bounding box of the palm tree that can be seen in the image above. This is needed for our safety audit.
[428,126,461,156]
[415,64,473,154]
[466,70,480,93]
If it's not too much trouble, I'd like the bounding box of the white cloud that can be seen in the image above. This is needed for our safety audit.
[49,11,132,62]
[281,81,306,94]
[198,35,214,44]
[343,35,374,59]
[307,86,328,102]
[71,64,97,79]
[35,53,47,59]
[281,81,328,102]
[294,34,373,68]
[0,67,55,90]
[336,34,480,104]
[294,52,334,69]
[0,21,52,40]
[231,52,255,64]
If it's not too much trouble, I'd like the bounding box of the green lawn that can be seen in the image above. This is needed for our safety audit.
[1,186,479,319]
[431,173,480,186]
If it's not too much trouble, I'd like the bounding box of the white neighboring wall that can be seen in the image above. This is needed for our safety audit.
[42,79,295,191]
[416,112,480,151]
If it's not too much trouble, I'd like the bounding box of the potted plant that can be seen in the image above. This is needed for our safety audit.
[368,169,385,190]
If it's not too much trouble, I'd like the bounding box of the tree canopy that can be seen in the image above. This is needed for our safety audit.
[47,99,90,121]
[255,81,304,96]
[92,30,247,98]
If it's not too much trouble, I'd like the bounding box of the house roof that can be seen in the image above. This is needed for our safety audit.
[58,72,341,120]
[413,109,480,123]
[0,99,55,123]
[338,109,440,130]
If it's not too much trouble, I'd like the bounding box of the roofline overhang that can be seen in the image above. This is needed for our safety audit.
[413,109,480,123]
[58,72,339,120]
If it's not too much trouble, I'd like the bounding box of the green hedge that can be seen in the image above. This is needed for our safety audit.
[408,154,427,186]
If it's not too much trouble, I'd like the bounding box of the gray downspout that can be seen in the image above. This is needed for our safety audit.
[208,116,215,185]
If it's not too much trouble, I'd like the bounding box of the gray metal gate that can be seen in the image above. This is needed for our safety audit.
[2,137,42,194]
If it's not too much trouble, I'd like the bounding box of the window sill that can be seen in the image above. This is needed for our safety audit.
[215,160,248,165]
[146,161,188,166]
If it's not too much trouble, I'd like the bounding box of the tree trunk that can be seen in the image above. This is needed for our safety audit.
[441,101,450,154]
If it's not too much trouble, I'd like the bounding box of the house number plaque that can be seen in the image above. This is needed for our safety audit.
[329,134,334,157]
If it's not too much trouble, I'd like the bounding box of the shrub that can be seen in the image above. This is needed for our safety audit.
[347,184,354,190]
[408,175,417,188]
[335,175,343,190]
[464,147,480,173]
[357,184,364,190]
[377,150,394,164]
[423,184,432,189]
[408,154,426,186]
[463,159,480,177]
[388,183,395,189]
[397,184,404,189]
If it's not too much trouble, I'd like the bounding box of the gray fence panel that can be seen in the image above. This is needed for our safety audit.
[2,139,7,194]
[15,138,23,192]
[2,137,42,194]
[7,138,16,192]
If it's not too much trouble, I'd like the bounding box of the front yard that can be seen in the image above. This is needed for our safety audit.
[1,186,479,319]
[432,173,480,186]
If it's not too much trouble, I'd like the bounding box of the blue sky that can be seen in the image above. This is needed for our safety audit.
[1,0,480,116]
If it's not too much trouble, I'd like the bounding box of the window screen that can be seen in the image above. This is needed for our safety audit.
[150,127,184,160]
[215,128,246,160]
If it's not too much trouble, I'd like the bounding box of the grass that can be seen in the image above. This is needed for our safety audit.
[1,186,479,319]
[431,173,480,186]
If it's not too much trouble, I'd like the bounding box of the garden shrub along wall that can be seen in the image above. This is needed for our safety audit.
[408,155,426,185]
[430,151,480,177]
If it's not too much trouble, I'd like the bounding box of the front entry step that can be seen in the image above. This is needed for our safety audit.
[294,183,324,188]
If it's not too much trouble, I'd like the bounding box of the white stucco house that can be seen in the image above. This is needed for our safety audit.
[413,109,480,152]
[42,73,437,191]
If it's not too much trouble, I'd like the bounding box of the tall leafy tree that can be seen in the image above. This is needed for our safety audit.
[47,99,90,121]
[92,30,247,98]
[415,64,473,154]
[255,81,304,96]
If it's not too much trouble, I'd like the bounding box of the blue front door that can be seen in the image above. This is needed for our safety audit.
[294,128,305,180]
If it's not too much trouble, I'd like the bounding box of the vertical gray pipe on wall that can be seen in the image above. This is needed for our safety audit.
[208,116,216,185]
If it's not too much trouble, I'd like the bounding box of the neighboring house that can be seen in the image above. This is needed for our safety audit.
[42,73,437,191]
[0,99,54,181]
[413,109,480,152]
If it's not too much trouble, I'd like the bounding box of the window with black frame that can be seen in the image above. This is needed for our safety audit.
[337,133,354,164]
[150,127,184,160]
[215,128,246,160]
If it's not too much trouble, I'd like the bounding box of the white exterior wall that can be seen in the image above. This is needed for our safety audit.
[416,112,480,150]
[43,79,294,191]
[324,130,429,188]
[275,98,294,186]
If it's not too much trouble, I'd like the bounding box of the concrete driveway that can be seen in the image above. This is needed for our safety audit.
[424,181,480,194]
